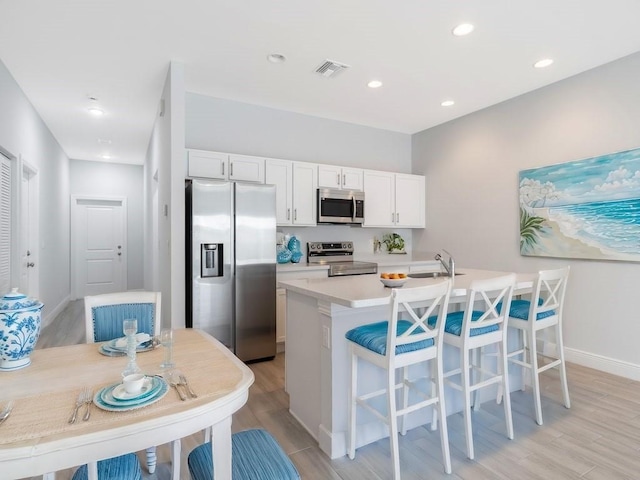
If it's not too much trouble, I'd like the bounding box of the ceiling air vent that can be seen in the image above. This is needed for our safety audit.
[314,59,350,78]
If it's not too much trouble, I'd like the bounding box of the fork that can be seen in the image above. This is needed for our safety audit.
[68,388,90,424]
[82,389,94,421]
[0,400,13,426]
[179,374,198,398]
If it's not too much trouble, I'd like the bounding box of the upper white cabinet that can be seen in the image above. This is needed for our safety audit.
[265,158,293,225]
[187,149,265,183]
[265,159,317,226]
[363,170,425,228]
[228,154,265,183]
[292,162,318,226]
[318,165,363,191]
[188,149,227,179]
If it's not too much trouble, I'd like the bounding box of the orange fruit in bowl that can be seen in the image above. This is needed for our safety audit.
[398,273,407,279]
[390,273,400,279]
[380,273,390,279]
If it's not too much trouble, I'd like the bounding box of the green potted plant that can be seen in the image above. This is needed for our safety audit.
[382,233,406,254]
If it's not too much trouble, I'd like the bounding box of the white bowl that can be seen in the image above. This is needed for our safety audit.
[380,278,408,288]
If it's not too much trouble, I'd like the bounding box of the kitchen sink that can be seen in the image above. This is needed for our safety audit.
[408,272,464,278]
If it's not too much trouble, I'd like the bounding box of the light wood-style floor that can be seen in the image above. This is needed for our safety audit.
[26,300,640,479]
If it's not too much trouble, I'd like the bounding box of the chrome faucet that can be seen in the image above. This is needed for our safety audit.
[435,249,455,278]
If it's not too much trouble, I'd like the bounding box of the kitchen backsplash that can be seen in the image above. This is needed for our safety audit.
[277,225,413,259]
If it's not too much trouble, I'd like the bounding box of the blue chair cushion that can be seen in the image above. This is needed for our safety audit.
[509,299,556,321]
[345,320,434,355]
[72,453,142,480]
[428,311,499,337]
[92,303,156,342]
[188,429,300,480]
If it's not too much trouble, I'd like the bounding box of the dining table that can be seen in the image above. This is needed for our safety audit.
[0,328,254,480]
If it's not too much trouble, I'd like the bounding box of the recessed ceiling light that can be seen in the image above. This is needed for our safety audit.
[267,53,286,64]
[88,107,104,116]
[452,23,474,36]
[441,100,455,107]
[368,80,383,89]
[97,138,112,145]
[534,58,554,68]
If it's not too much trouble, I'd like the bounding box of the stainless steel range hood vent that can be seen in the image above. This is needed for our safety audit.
[314,59,350,78]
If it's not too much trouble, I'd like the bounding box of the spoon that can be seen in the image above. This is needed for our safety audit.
[0,401,14,425]
[168,372,186,401]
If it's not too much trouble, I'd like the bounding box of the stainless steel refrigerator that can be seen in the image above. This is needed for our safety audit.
[186,179,276,362]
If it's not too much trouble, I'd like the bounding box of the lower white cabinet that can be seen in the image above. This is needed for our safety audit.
[276,288,287,344]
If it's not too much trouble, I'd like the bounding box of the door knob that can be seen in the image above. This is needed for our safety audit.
[27,262,35,267]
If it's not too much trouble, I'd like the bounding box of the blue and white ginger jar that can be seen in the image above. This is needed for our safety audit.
[0,288,44,371]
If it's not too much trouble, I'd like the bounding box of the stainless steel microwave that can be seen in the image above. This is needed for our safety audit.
[317,189,364,224]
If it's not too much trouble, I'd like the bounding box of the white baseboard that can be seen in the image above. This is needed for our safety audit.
[565,347,640,381]
[42,295,70,329]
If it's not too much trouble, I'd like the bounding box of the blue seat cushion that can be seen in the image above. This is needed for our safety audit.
[188,429,300,480]
[428,311,499,337]
[92,303,156,342]
[509,299,556,321]
[345,320,434,355]
[72,453,142,480]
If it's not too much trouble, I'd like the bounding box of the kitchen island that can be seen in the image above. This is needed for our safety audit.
[278,269,534,459]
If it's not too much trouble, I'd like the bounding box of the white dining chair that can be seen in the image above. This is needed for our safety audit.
[83,291,171,476]
[434,274,515,461]
[504,266,571,425]
[345,280,453,479]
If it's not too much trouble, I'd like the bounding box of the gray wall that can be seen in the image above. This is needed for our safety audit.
[412,52,640,378]
[69,159,144,290]
[0,59,70,325]
[186,94,412,172]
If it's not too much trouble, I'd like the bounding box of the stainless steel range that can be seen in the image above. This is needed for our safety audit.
[307,241,378,277]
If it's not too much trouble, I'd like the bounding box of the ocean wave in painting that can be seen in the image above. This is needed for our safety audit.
[548,198,640,255]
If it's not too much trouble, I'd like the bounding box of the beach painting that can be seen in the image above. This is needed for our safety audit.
[519,147,640,262]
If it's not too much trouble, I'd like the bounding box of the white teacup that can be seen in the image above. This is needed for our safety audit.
[122,373,146,394]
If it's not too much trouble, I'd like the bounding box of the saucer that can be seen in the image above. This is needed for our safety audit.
[96,376,167,409]
[112,377,154,400]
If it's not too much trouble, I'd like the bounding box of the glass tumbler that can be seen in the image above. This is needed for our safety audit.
[122,319,141,376]
[160,328,175,369]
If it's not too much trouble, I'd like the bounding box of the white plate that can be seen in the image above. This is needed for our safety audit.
[112,377,154,400]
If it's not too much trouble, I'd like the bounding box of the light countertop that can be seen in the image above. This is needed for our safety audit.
[278,268,535,308]
[276,251,441,273]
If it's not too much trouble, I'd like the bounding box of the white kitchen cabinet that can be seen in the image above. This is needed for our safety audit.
[363,170,425,228]
[265,159,317,226]
[228,154,265,183]
[188,149,227,179]
[318,164,363,191]
[292,161,318,226]
[265,158,293,225]
[187,149,264,183]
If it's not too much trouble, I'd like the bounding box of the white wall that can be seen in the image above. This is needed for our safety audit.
[145,61,186,329]
[69,159,144,290]
[0,59,70,326]
[412,51,640,379]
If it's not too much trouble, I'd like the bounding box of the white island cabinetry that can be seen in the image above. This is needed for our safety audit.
[279,270,532,459]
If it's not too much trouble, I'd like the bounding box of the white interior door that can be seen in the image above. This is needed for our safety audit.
[72,196,127,298]
[19,163,39,298]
